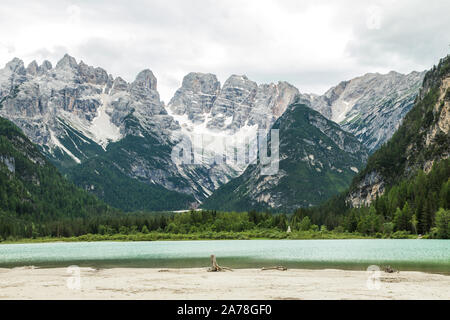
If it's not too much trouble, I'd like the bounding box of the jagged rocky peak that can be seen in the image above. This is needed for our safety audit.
[132,69,157,91]
[0,58,26,97]
[318,70,426,122]
[214,76,300,131]
[181,72,220,94]
[309,70,426,151]
[168,72,300,132]
[220,74,258,103]
[1,58,53,87]
[52,54,110,86]
[128,69,166,118]
[5,57,25,73]
[55,53,78,70]
[78,60,109,86]
[38,60,53,75]
[250,81,299,129]
[207,74,258,130]
[213,74,258,114]
[111,76,128,93]
[221,74,258,98]
[0,53,182,168]
[26,60,39,76]
[168,72,220,123]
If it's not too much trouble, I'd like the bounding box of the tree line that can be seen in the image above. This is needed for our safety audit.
[298,159,449,239]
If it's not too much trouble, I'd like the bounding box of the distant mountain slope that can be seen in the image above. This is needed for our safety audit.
[0,116,116,237]
[202,102,368,212]
[64,129,196,212]
[348,55,450,207]
[309,71,425,152]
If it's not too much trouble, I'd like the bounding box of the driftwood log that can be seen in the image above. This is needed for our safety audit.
[208,254,233,272]
[383,265,399,273]
[261,266,288,271]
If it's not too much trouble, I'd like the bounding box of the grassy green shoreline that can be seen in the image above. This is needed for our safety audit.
[0,229,421,245]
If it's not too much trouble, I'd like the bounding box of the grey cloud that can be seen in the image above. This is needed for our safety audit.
[0,0,449,101]
[344,0,450,72]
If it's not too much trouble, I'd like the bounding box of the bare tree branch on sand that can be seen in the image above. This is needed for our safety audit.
[207,254,288,272]
[207,254,233,272]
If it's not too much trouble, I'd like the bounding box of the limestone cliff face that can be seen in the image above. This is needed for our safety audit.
[421,77,450,172]
[168,72,220,124]
[347,171,385,207]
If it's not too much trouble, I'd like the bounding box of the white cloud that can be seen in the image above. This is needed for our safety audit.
[0,0,449,101]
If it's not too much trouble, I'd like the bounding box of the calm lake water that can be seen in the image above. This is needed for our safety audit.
[0,240,449,273]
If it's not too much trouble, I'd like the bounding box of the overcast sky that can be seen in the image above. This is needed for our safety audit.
[1,0,449,102]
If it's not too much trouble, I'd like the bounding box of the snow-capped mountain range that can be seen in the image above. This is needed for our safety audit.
[0,54,424,210]
[0,55,177,160]
[0,54,299,208]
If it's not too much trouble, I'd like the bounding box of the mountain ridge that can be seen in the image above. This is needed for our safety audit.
[308,70,426,152]
[0,54,426,211]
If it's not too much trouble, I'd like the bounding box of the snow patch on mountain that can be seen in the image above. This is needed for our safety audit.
[167,105,258,172]
[49,130,81,163]
[90,93,122,149]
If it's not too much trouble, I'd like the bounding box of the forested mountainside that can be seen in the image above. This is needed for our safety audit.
[348,55,450,207]
[202,102,368,212]
[0,116,118,238]
[300,55,450,238]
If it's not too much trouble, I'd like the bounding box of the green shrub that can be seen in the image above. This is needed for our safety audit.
[391,231,412,239]
[435,208,450,239]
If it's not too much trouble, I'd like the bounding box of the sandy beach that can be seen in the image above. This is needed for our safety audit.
[0,267,449,300]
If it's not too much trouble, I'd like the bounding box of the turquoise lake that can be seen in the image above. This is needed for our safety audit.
[0,240,449,273]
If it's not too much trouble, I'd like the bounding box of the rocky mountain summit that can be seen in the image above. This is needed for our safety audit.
[309,71,426,152]
[168,72,220,124]
[0,54,176,157]
[167,72,300,180]
[168,72,299,132]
